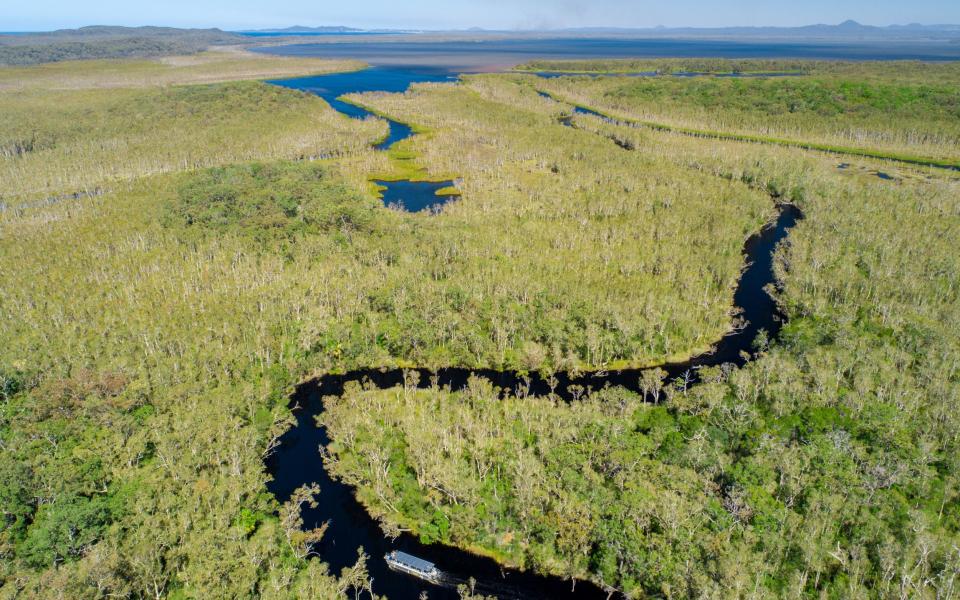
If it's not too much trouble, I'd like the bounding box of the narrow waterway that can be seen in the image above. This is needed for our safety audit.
[268,66,456,150]
[536,86,960,173]
[265,67,803,599]
[269,67,461,207]
[267,206,800,600]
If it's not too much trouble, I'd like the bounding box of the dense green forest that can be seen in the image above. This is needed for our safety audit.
[0,53,395,599]
[2,52,959,599]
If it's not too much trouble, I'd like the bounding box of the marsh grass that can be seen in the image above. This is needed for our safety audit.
[4,55,960,599]
[522,66,960,167]
[0,49,365,91]
[0,76,385,202]
[321,110,960,599]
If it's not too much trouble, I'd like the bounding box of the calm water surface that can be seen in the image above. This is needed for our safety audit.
[374,179,458,212]
[267,67,456,150]
[269,67,461,210]
[257,37,960,72]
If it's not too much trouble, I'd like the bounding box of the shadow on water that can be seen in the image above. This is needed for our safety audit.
[265,66,804,599]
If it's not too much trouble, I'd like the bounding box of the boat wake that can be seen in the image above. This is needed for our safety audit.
[433,572,534,600]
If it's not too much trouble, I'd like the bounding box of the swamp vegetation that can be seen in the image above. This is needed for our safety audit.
[519,60,960,168]
[0,54,377,202]
[1,54,959,599]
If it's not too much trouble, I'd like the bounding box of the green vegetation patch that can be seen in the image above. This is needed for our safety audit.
[518,57,815,74]
[0,38,206,66]
[529,65,960,165]
[169,161,379,238]
[604,76,960,121]
[0,368,136,570]
[517,58,960,84]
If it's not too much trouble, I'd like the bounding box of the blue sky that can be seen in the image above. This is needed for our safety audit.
[4,0,960,31]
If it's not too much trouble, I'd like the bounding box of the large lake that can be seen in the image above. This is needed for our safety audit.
[255,36,960,71]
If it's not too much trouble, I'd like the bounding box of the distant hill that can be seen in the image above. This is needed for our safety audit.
[246,25,364,34]
[2,25,241,44]
[0,26,244,65]
[243,21,960,40]
[236,26,410,36]
[558,21,960,40]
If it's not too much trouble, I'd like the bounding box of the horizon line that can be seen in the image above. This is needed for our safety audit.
[4,19,960,34]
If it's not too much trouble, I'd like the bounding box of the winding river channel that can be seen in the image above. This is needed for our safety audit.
[265,67,802,599]
[268,67,460,211]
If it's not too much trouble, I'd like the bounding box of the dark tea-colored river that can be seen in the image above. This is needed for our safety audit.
[265,67,803,599]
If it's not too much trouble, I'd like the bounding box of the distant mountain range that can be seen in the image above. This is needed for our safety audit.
[4,21,959,43]
[19,25,240,41]
[236,20,960,40]
[245,26,364,33]
[553,21,960,39]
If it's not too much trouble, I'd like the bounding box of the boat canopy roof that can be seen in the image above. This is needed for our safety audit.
[392,551,436,572]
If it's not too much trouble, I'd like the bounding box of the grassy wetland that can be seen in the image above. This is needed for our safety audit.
[1,48,960,600]
[0,52,380,203]
[520,60,960,168]
[324,68,960,597]
[322,123,960,596]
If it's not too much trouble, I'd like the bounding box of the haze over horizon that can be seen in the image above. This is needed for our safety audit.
[4,0,960,32]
